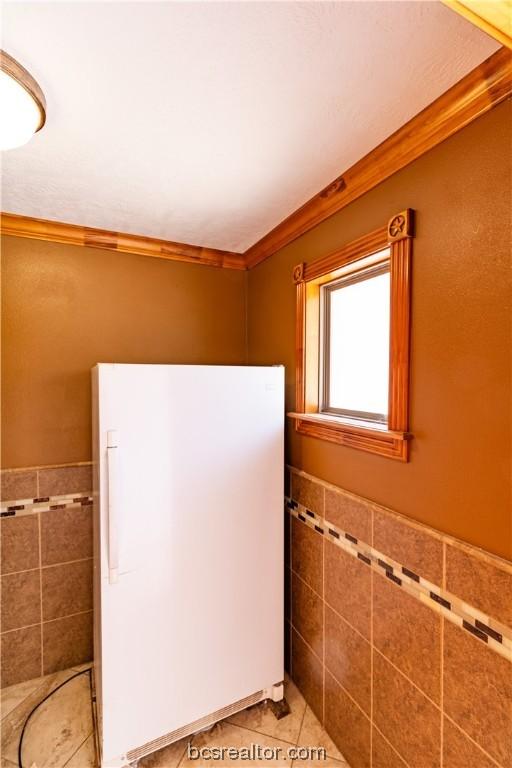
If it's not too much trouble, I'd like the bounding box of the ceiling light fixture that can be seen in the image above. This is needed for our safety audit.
[0,50,46,151]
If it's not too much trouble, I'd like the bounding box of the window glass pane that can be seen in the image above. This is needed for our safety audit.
[328,270,390,418]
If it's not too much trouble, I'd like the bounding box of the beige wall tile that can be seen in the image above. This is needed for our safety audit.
[373,509,443,585]
[325,488,372,544]
[1,515,40,574]
[372,572,441,703]
[1,570,41,632]
[291,474,324,517]
[291,518,323,596]
[443,620,512,767]
[324,605,371,716]
[373,652,441,768]
[1,626,41,687]
[445,543,512,628]
[42,560,93,621]
[324,670,371,768]
[324,541,371,639]
[40,506,93,566]
[291,572,323,660]
[0,470,37,502]
[291,628,323,723]
[38,465,92,497]
[42,611,93,675]
[442,718,497,768]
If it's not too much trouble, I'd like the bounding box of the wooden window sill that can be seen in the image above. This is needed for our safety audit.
[287,412,411,461]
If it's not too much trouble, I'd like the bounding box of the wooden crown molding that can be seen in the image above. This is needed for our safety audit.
[441,1,512,49]
[244,47,512,269]
[2,50,510,272]
[0,213,246,270]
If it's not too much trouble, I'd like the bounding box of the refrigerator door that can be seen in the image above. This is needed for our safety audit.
[93,364,284,765]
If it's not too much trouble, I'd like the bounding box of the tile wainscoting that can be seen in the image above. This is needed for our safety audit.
[2,461,511,768]
[285,466,512,768]
[1,464,93,688]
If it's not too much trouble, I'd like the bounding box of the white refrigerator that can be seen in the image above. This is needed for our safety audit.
[91,364,284,767]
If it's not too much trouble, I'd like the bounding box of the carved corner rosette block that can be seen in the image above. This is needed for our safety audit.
[292,262,305,284]
[387,209,414,243]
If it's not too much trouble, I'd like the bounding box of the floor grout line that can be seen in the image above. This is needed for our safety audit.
[226,718,301,748]
[4,670,351,768]
[176,737,192,768]
[290,695,308,768]
[61,730,94,767]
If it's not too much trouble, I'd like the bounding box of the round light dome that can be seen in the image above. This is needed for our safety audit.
[0,50,46,151]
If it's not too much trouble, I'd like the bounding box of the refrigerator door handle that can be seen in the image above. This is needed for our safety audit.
[107,430,119,584]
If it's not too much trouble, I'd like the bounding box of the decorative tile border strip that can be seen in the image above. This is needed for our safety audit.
[286,497,512,663]
[1,493,93,518]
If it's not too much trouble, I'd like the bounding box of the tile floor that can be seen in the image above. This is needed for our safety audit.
[1,667,349,767]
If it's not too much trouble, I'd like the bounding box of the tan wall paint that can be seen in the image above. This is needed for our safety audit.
[248,101,512,560]
[1,237,246,468]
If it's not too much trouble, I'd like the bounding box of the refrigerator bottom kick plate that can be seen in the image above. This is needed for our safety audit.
[105,685,283,768]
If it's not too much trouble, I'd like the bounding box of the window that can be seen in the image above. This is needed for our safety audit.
[290,210,414,461]
[321,257,390,424]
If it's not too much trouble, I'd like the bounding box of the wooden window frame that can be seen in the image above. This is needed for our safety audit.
[289,209,414,461]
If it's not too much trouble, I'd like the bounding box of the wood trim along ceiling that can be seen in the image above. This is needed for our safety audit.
[1,48,511,271]
[244,46,512,268]
[0,213,246,270]
[441,1,512,49]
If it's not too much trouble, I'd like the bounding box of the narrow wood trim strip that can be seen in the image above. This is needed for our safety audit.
[441,1,512,49]
[288,413,409,461]
[295,281,306,413]
[388,237,412,431]
[303,226,388,282]
[0,212,246,270]
[245,48,512,268]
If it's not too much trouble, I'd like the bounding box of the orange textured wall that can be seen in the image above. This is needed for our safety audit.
[1,238,246,468]
[247,101,512,560]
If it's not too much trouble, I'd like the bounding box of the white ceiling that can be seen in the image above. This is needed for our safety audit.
[1,1,499,252]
